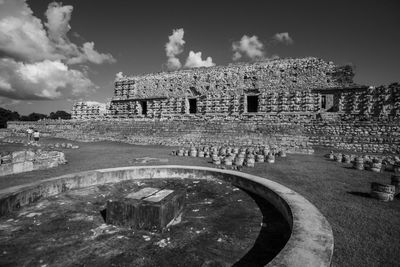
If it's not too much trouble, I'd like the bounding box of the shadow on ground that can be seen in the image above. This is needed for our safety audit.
[347,191,372,199]
[233,188,291,266]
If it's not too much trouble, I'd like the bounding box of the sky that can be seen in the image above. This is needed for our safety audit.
[0,0,399,115]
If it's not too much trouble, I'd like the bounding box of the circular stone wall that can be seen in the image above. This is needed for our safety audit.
[0,165,334,266]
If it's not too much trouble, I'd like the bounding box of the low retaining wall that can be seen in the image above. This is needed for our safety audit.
[0,165,333,266]
[0,150,66,177]
[6,117,400,154]
[306,120,400,154]
[6,119,313,154]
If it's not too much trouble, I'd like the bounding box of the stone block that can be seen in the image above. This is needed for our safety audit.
[106,187,185,231]
[25,150,36,161]
[1,155,12,164]
[0,163,13,176]
[12,161,33,174]
[12,151,26,163]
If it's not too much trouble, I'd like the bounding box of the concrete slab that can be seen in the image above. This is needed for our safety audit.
[144,189,174,202]
[125,187,159,200]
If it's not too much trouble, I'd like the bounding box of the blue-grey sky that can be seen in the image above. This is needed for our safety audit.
[0,0,399,114]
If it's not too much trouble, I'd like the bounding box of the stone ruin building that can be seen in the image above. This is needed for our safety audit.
[8,57,400,154]
[108,57,357,119]
[71,101,107,120]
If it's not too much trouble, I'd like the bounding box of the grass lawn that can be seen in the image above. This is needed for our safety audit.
[1,137,399,266]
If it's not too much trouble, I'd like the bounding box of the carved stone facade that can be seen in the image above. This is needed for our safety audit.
[71,101,107,120]
[107,57,356,119]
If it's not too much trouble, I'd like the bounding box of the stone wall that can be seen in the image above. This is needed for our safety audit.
[108,90,321,119]
[336,83,400,118]
[109,57,355,119]
[6,115,400,154]
[0,150,66,177]
[306,120,400,154]
[71,101,107,120]
[113,57,354,100]
[6,119,313,154]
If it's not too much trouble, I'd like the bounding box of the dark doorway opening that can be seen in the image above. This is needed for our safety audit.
[321,95,327,109]
[247,95,258,113]
[189,98,197,114]
[320,94,334,112]
[141,101,147,115]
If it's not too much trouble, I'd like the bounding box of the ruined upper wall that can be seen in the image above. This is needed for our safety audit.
[113,57,355,100]
[71,101,107,119]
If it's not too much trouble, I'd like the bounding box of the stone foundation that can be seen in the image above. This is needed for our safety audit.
[0,150,66,177]
[6,119,313,153]
[6,114,400,154]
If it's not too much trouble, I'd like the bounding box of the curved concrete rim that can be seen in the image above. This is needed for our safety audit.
[0,165,334,267]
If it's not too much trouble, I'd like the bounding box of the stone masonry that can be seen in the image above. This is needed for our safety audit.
[6,57,400,154]
[107,57,355,119]
[0,150,67,177]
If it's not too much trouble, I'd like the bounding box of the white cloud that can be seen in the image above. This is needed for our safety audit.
[273,32,294,45]
[166,57,182,70]
[0,1,57,62]
[0,0,115,65]
[67,42,116,65]
[184,51,215,68]
[0,58,96,100]
[0,0,115,101]
[165,28,185,57]
[45,2,73,42]
[115,71,124,80]
[165,28,185,70]
[232,35,265,61]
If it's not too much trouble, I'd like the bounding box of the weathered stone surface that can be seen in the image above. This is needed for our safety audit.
[113,57,353,100]
[106,187,185,231]
[0,150,66,177]
[71,101,107,120]
[11,151,26,163]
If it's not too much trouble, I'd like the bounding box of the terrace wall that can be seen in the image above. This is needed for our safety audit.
[5,118,313,153]
[6,113,400,154]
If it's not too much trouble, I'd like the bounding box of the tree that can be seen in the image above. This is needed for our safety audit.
[0,107,20,128]
[49,110,71,120]
[20,113,48,121]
